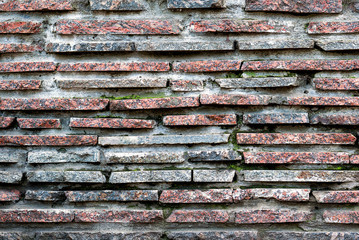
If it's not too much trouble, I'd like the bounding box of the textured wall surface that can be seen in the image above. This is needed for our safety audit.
[1,0,359,239]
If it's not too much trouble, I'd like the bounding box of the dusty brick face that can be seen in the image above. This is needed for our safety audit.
[168,0,224,9]
[308,21,359,34]
[109,170,192,183]
[167,231,258,240]
[311,114,359,125]
[163,114,237,126]
[0,21,41,33]
[201,94,271,105]
[0,0,74,11]
[66,190,159,202]
[323,211,359,224]
[17,118,61,129]
[0,80,41,90]
[0,190,20,201]
[160,189,233,203]
[313,191,359,203]
[57,62,169,72]
[170,80,204,91]
[287,96,359,106]
[0,135,97,146]
[173,60,242,72]
[234,189,310,202]
[234,210,313,224]
[74,210,163,223]
[69,118,155,129]
[0,210,74,223]
[166,210,230,223]
[313,78,359,90]
[25,190,65,202]
[243,113,309,124]
[89,0,145,10]
[46,42,135,52]
[110,97,199,110]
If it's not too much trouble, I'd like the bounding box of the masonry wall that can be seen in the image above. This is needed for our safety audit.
[0,0,359,239]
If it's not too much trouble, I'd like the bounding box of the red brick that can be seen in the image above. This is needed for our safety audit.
[308,21,359,34]
[313,191,359,203]
[241,60,359,71]
[190,20,290,33]
[0,117,14,128]
[350,155,359,164]
[287,96,359,106]
[17,118,61,129]
[313,78,359,90]
[0,0,73,11]
[0,98,108,110]
[57,62,169,72]
[0,190,20,201]
[244,152,350,164]
[160,189,233,203]
[200,94,271,106]
[110,97,199,110]
[0,80,41,90]
[55,20,181,35]
[74,210,163,223]
[0,135,97,146]
[237,133,356,145]
[0,210,73,222]
[0,21,41,33]
[0,62,56,73]
[235,210,313,224]
[234,189,310,202]
[0,43,42,53]
[69,118,155,129]
[166,210,229,223]
[173,60,242,72]
[311,114,359,125]
[323,210,359,224]
[163,114,236,126]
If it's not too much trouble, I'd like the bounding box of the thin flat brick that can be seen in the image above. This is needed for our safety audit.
[233,189,310,202]
[28,151,100,164]
[57,62,169,72]
[105,151,185,164]
[264,232,359,240]
[311,114,359,125]
[237,133,356,145]
[0,62,56,73]
[201,94,271,105]
[0,21,41,33]
[25,190,65,201]
[245,0,342,13]
[37,232,162,239]
[190,20,291,33]
[0,117,14,128]
[287,96,359,106]
[110,97,199,110]
[351,155,359,164]
[216,77,299,88]
[17,118,61,129]
[0,210,74,223]
[167,231,258,240]
[241,60,359,71]
[0,190,20,201]
[238,39,314,50]
[0,80,41,90]
[313,78,359,90]
[160,189,233,203]
[173,60,242,72]
[244,152,350,164]
[27,171,106,183]
[0,171,22,183]
[0,0,73,11]
[46,42,135,52]
[313,191,359,203]
[109,170,192,183]
[163,114,237,126]
[308,21,359,34]
[243,113,309,124]
[242,170,359,182]
[99,134,229,146]
[235,210,312,224]
[323,211,359,224]
[170,80,204,92]
[66,190,158,202]
[0,151,24,163]
[69,118,155,129]
[0,98,108,110]
[75,210,163,223]
[166,210,229,223]
[55,20,181,35]
[168,0,224,9]
[187,149,242,161]
[90,0,145,10]
[0,135,97,146]
[137,41,233,51]
[0,43,41,53]
[193,170,235,182]
[316,40,359,51]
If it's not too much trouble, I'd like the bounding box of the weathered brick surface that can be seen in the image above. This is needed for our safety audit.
[234,189,310,202]
[37,232,163,239]
[167,231,258,240]
[264,232,359,240]
[160,189,233,203]
[17,118,61,129]
[311,114,359,125]
[243,113,309,124]
[313,78,359,90]
[0,80,41,90]
[216,77,299,88]
[163,114,237,126]
[0,152,24,163]
[308,21,359,34]
[0,171,22,183]
[25,190,65,201]
[170,80,204,91]
[0,43,42,53]
[27,171,106,183]
[313,191,359,203]
[323,211,359,224]
[89,0,145,11]
[287,96,359,106]
[0,117,14,128]
[187,149,242,161]
[57,62,169,72]
[46,42,135,52]
[173,60,242,72]
[201,94,271,105]
[109,170,192,183]
[168,0,224,9]
[110,97,199,110]
[0,210,74,223]
[66,190,158,202]
[235,210,313,223]
[0,135,97,146]
[137,41,233,51]
[0,21,41,33]
[351,155,359,164]
[238,39,314,50]
[316,40,359,51]
[0,190,20,201]
[193,170,235,182]
[105,151,185,164]
[166,210,230,223]
[69,118,155,129]
[74,210,163,222]
[0,62,55,73]
[0,0,73,11]
[28,151,100,163]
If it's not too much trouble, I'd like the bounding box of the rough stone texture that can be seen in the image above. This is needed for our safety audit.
[311,114,359,125]
[160,189,233,203]
[243,113,309,124]
[28,151,100,163]
[235,210,313,223]
[167,231,258,240]
[110,97,199,110]
[55,20,181,35]
[0,117,14,128]
[287,96,359,106]
[201,94,271,105]
[0,210,74,223]
[57,62,170,72]
[190,20,291,33]
[237,133,356,145]
[308,21,359,34]
[99,134,229,146]
[17,118,61,129]
[104,151,185,164]
[25,190,65,201]
[313,78,359,90]
[0,80,41,90]
[65,190,159,202]
[0,0,73,11]
[170,80,204,92]
[0,135,97,146]
[313,191,359,203]
[109,170,192,183]
[233,189,310,202]
[74,210,163,223]
[166,210,229,223]
[186,149,242,161]
[0,190,20,201]
[46,42,135,52]
[27,171,106,183]
[193,170,236,182]
[351,155,359,164]
[137,41,233,51]
[0,62,55,73]
[89,0,145,11]
[0,171,22,183]
[244,152,350,164]
[0,151,24,163]
[0,21,41,33]
[37,232,162,239]
[216,77,299,88]
[316,40,359,51]
[163,114,237,126]
[238,39,314,50]
[168,0,224,9]
[323,211,359,224]
[263,232,359,240]
[242,170,359,182]
[0,44,42,53]
[245,0,342,13]
[173,60,242,72]
[69,118,155,129]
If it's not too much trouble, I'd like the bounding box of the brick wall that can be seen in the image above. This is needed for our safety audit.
[1,0,359,239]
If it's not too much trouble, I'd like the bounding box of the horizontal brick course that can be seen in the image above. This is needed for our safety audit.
[104,151,185,164]
[235,210,313,224]
[66,190,159,202]
[193,170,235,182]
[74,210,163,222]
[0,62,56,73]
[0,21,41,33]
[311,114,359,125]
[0,0,73,11]
[170,80,204,92]
[160,189,233,203]
[234,189,310,202]
[238,39,314,50]
[243,113,309,124]
[0,171,22,183]
[109,170,192,183]
[0,117,14,128]
[0,43,42,53]
[17,118,61,129]
[89,0,145,10]
[163,114,237,126]
[313,191,359,203]
[168,0,224,9]
[287,96,359,106]
[46,42,135,52]
[201,94,271,105]
[0,135,97,146]
[27,171,106,183]
[167,231,257,240]
[137,41,234,52]
[173,60,242,72]
[110,97,199,110]
[308,21,359,34]
[323,211,359,224]
[0,80,41,90]
[57,62,169,72]
[0,210,74,223]
[313,78,359,90]
[69,118,155,129]
[25,190,65,202]
[28,150,99,164]
[316,40,359,51]
[166,210,229,223]
[0,190,20,201]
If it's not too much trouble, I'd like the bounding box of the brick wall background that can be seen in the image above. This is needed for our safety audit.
[1,0,359,239]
